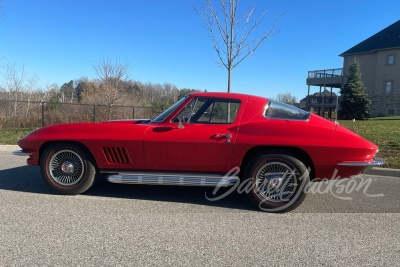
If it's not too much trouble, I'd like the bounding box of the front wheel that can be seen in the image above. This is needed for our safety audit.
[244,152,310,212]
[40,143,97,195]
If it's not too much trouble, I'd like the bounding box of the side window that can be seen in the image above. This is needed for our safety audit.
[171,98,198,123]
[172,97,241,124]
[195,99,213,123]
[208,102,240,124]
[265,101,310,121]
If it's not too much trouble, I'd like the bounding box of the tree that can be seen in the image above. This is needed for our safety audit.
[94,58,130,120]
[0,0,4,65]
[46,95,61,111]
[74,80,84,103]
[4,63,26,115]
[196,0,283,92]
[178,88,200,99]
[74,78,89,103]
[0,0,3,23]
[276,92,297,105]
[339,60,371,120]
[60,80,74,102]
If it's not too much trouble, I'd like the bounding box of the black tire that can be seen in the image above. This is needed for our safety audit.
[40,143,97,195]
[244,151,310,212]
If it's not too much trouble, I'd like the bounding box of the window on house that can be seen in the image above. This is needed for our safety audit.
[388,55,395,65]
[387,109,395,116]
[385,81,392,95]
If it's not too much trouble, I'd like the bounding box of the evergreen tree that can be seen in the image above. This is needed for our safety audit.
[339,60,371,119]
[178,88,200,99]
[60,80,74,98]
[74,81,85,103]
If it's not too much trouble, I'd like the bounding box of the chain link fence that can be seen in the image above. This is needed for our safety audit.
[0,100,164,128]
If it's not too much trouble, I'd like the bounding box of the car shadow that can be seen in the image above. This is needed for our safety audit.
[3,166,397,213]
[0,166,257,211]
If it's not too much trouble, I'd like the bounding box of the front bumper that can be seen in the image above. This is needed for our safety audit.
[12,150,32,156]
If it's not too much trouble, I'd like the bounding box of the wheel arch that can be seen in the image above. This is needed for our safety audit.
[239,146,315,180]
[39,141,97,168]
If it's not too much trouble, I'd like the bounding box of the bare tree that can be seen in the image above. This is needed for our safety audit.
[94,58,130,120]
[25,75,39,116]
[196,0,283,92]
[0,0,4,66]
[4,63,26,114]
[0,0,3,23]
[276,92,297,105]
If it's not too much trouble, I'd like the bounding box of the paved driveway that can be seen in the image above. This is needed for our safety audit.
[0,151,399,266]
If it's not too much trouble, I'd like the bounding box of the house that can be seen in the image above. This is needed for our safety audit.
[304,70,342,118]
[305,20,400,117]
[299,89,338,114]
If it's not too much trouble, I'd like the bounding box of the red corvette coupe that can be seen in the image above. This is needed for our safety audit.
[13,92,384,212]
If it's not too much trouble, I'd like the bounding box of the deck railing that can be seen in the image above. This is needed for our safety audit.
[308,68,343,78]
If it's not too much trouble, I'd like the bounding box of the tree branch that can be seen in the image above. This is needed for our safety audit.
[195,0,284,90]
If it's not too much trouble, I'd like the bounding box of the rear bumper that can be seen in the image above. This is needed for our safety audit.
[337,160,385,166]
[12,150,32,156]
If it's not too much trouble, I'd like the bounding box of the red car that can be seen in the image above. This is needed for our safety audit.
[13,92,384,212]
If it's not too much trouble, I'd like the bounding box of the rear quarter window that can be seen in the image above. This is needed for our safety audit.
[264,101,310,121]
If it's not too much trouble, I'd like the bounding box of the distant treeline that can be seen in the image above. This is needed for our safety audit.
[0,60,204,127]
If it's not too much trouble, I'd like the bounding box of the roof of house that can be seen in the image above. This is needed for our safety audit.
[299,90,338,103]
[340,20,400,56]
[311,90,337,97]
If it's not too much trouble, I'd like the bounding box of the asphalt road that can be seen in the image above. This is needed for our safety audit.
[0,150,399,266]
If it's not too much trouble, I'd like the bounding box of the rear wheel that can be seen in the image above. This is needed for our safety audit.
[244,151,310,212]
[40,143,97,195]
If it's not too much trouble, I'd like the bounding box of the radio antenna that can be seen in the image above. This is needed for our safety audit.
[335,92,339,130]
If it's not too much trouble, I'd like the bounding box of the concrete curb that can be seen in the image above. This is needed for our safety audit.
[0,145,20,151]
[363,166,400,177]
[1,145,399,177]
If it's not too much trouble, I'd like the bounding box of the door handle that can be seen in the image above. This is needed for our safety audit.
[215,133,232,138]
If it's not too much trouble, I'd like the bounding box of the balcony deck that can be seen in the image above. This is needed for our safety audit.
[306,68,343,88]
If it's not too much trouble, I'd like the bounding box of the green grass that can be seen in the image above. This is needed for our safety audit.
[1,117,399,169]
[339,116,400,169]
[0,128,37,145]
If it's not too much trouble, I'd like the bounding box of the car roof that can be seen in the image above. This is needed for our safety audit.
[189,92,268,100]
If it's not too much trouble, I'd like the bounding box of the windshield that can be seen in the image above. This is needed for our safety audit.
[152,96,188,123]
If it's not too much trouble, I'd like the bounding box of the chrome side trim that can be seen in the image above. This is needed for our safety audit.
[106,171,239,187]
[337,160,385,166]
[12,150,32,156]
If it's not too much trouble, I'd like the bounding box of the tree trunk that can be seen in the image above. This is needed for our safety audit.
[227,66,232,93]
[108,104,113,120]
[227,65,232,122]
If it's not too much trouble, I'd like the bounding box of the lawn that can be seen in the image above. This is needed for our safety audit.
[0,128,37,145]
[1,117,399,169]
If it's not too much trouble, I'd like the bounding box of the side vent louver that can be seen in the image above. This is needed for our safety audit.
[102,147,130,164]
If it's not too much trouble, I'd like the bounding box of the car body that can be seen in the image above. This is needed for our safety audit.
[13,92,384,212]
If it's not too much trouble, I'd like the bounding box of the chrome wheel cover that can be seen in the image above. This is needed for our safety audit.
[48,150,84,186]
[255,161,299,202]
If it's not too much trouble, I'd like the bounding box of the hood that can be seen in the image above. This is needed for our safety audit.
[102,119,152,124]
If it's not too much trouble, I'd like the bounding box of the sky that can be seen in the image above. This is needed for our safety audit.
[0,0,399,100]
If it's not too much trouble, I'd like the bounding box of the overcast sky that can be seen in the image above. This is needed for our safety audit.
[0,0,399,99]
